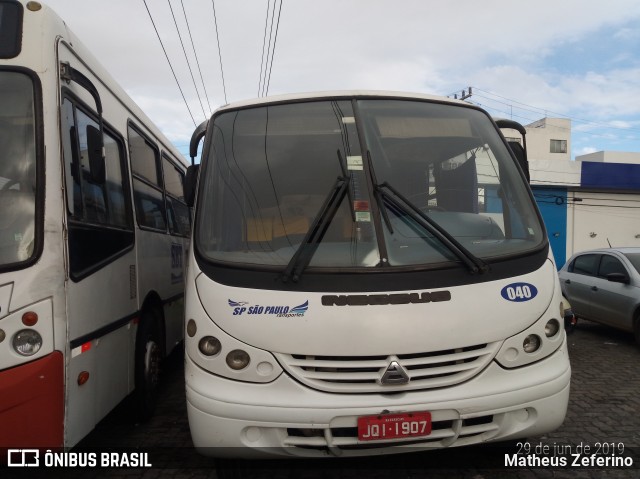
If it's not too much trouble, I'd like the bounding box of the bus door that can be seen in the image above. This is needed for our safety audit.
[58,45,138,445]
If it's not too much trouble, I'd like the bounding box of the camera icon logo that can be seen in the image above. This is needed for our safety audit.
[7,449,40,467]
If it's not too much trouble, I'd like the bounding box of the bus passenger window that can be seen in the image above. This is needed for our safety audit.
[162,155,190,237]
[61,98,133,279]
[128,125,167,232]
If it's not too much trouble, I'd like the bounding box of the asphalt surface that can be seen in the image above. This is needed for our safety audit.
[12,319,640,478]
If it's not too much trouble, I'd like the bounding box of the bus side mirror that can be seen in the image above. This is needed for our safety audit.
[86,124,105,184]
[184,164,199,207]
[495,118,530,184]
[190,120,208,162]
[507,141,530,183]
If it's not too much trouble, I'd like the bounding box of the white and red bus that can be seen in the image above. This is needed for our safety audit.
[0,0,190,449]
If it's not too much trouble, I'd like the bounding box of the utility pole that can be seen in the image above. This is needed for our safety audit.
[449,87,473,101]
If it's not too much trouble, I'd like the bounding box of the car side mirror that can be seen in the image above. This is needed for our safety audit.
[606,272,630,284]
[184,164,199,207]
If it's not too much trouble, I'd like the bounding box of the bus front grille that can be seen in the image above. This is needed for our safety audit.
[283,413,499,454]
[274,342,500,393]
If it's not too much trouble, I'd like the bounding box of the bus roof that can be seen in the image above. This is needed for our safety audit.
[215,90,471,114]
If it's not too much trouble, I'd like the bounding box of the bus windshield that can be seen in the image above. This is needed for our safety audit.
[196,97,544,271]
[0,71,37,266]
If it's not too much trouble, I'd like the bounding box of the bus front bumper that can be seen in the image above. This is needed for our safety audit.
[0,351,64,450]
[186,337,571,458]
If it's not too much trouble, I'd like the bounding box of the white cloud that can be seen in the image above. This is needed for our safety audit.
[576,147,598,156]
[41,0,640,152]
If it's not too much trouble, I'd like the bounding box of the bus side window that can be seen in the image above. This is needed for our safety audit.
[128,125,167,232]
[61,99,83,217]
[61,97,134,279]
[162,155,190,237]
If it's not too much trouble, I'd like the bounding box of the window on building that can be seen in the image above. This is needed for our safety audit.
[550,139,567,154]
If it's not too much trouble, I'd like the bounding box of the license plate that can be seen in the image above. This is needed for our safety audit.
[357,411,432,441]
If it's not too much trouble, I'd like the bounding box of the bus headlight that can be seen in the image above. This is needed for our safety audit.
[495,303,565,368]
[12,329,43,356]
[185,315,282,382]
[199,336,222,356]
[226,350,250,370]
[523,334,541,353]
[545,319,561,338]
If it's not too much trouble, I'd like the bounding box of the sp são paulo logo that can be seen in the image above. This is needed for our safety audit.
[228,299,309,317]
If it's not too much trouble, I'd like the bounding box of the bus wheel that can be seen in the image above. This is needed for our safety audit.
[134,310,162,422]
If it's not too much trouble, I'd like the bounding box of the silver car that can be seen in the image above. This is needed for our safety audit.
[558,247,640,344]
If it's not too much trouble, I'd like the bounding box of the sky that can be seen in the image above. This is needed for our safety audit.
[42,0,640,161]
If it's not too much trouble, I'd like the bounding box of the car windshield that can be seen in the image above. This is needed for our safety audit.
[195,97,544,271]
[622,253,640,274]
[0,71,37,266]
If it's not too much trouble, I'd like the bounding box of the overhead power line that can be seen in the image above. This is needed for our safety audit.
[260,0,277,97]
[469,100,640,143]
[142,0,197,127]
[257,0,273,97]
[470,87,640,135]
[180,0,213,115]
[265,0,283,97]
[167,0,207,120]
[211,0,228,104]
[258,0,283,97]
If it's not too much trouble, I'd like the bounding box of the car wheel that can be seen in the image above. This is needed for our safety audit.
[634,313,640,347]
[134,309,162,422]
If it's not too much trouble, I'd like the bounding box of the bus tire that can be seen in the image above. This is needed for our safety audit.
[134,309,162,422]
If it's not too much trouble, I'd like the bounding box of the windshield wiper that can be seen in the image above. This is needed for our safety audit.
[367,154,489,274]
[282,175,351,283]
[337,150,356,222]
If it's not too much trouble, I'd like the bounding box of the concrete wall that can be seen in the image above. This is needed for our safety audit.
[576,151,640,164]
[567,191,640,255]
[529,158,640,267]
[525,118,571,162]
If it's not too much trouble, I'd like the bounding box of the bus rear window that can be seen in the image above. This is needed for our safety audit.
[0,1,23,59]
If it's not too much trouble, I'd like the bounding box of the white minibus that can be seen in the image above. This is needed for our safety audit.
[183,91,570,457]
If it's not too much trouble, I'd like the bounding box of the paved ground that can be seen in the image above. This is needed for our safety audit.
[43,320,640,478]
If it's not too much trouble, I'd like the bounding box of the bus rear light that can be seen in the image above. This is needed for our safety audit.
[226,350,250,370]
[12,329,43,356]
[199,336,221,356]
[22,311,39,326]
[523,334,541,353]
[77,371,90,386]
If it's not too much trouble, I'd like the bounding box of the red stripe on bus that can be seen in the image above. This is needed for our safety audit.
[0,352,64,449]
